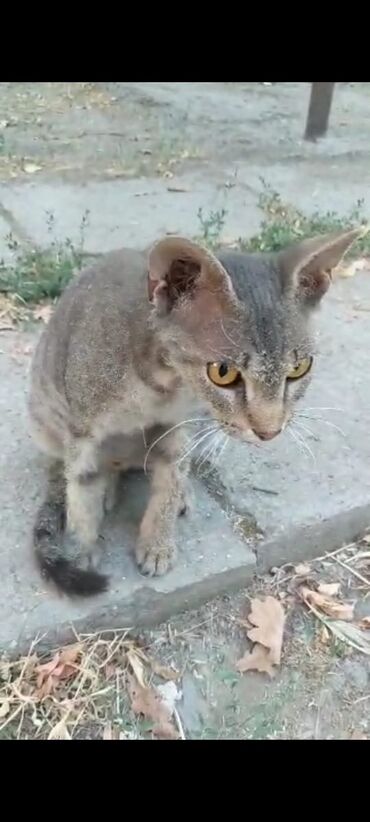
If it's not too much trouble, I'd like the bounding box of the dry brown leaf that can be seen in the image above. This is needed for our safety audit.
[24,162,42,174]
[128,675,179,740]
[247,596,286,664]
[48,718,71,740]
[167,186,190,193]
[300,586,354,621]
[35,645,80,698]
[294,563,311,576]
[319,625,330,645]
[102,723,119,740]
[317,582,341,597]
[149,658,179,681]
[33,304,53,324]
[0,699,10,718]
[350,730,367,740]
[358,616,370,630]
[126,648,147,689]
[236,644,275,678]
[335,258,368,279]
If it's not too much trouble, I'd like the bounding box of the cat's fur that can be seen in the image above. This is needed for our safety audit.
[29,229,361,596]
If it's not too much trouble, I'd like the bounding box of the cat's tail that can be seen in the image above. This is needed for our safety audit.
[33,461,108,597]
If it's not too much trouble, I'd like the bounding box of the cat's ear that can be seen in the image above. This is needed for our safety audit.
[279,227,367,306]
[147,236,233,314]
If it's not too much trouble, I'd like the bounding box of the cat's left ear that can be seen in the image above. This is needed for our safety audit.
[147,236,233,315]
[279,227,367,307]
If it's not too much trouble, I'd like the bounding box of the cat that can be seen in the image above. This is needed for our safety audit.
[28,228,361,596]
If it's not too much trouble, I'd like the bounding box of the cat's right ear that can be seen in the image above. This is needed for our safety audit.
[147,236,233,315]
[278,227,367,308]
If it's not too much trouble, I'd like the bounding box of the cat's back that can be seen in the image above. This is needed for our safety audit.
[30,246,148,420]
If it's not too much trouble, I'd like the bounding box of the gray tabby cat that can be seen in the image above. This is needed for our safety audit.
[29,229,361,596]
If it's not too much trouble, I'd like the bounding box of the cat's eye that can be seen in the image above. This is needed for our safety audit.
[287,357,312,381]
[207,362,241,387]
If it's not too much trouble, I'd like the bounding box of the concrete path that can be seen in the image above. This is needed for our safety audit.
[1,82,370,651]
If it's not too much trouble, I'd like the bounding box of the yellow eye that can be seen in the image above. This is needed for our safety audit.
[287,357,312,380]
[207,362,241,387]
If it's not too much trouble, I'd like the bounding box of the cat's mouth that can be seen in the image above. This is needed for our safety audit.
[221,420,287,444]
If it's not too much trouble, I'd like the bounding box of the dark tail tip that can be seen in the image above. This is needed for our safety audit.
[37,552,109,597]
[34,501,109,597]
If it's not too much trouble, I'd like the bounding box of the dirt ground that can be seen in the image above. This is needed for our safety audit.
[1,539,370,740]
[1,82,370,186]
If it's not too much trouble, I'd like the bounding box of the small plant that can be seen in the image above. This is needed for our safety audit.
[240,179,370,258]
[0,210,90,302]
[196,207,227,249]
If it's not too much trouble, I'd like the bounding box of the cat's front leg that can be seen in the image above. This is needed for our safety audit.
[136,457,187,576]
[65,438,110,567]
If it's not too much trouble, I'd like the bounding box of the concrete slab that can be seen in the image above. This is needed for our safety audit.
[0,177,261,257]
[1,271,370,653]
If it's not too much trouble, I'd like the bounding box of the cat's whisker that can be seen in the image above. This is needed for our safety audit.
[214,432,229,464]
[208,430,225,466]
[297,413,346,438]
[300,406,344,414]
[143,417,209,473]
[293,419,320,442]
[176,426,216,466]
[196,432,220,471]
[177,426,218,468]
[290,424,316,465]
[220,318,239,349]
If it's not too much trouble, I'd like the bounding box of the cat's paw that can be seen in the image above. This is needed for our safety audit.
[135,538,176,577]
[78,536,105,571]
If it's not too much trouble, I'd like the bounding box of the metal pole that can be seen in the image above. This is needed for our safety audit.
[304,82,335,141]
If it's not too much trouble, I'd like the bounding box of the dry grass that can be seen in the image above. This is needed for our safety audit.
[0,628,182,740]
[2,536,370,740]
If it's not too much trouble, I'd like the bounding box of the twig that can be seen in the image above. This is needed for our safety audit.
[312,543,356,564]
[333,556,370,589]
[353,694,370,705]
[173,707,186,740]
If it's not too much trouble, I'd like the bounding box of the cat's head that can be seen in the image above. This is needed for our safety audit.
[147,229,362,443]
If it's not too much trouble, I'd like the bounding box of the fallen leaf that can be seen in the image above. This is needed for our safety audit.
[247,596,286,664]
[318,582,341,596]
[359,616,370,629]
[335,258,368,279]
[11,342,33,360]
[149,658,179,681]
[0,699,10,718]
[350,730,367,740]
[128,676,179,740]
[236,644,275,678]
[328,621,370,654]
[294,563,311,576]
[48,718,71,740]
[103,723,117,740]
[319,625,330,645]
[33,304,53,324]
[24,162,42,174]
[300,586,354,621]
[35,645,80,698]
[127,648,147,689]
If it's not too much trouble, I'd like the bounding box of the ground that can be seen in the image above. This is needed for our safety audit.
[1,539,370,739]
[1,82,370,739]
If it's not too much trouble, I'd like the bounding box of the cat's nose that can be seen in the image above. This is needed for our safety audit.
[252,427,281,441]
